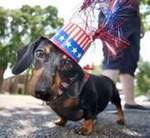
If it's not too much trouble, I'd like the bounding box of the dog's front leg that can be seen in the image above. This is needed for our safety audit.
[116,105,125,125]
[55,117,67,126]
[77,119,94,135]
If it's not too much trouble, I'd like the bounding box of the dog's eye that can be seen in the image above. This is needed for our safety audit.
[35,49,45,59]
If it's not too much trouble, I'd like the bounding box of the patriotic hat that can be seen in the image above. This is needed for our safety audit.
[50,22,92,63]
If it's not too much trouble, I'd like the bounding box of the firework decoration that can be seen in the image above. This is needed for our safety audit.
[50,0,138,62]
[80,0,139,56]
[49,1,96,63]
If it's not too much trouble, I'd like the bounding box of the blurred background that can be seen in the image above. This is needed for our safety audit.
[0,0,150,97]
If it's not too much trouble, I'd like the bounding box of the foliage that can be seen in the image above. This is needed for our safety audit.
[0,5,63,70]
[136,60,150,95]
[0,7,9,70]
[140,0,150,30]
[140,0,150,5]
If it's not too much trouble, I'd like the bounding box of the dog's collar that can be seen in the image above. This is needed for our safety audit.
[84,72,90,80]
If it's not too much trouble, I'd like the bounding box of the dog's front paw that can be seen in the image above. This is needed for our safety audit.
[75,119,94,136]
[116,106,125,125]
[76,126,92,135]
[54,117,67,126]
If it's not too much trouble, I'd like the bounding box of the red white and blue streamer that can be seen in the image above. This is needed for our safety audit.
[80,0,138,56]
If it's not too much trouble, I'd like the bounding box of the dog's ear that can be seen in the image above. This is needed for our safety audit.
[12,37,45,75]
[12,43,35,74]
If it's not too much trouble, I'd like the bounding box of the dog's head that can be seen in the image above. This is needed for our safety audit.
[12,36,82,101]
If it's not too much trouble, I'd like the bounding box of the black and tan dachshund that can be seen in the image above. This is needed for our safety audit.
[12,36,125,135]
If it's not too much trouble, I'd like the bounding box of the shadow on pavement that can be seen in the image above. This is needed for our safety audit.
[0,95,150,138]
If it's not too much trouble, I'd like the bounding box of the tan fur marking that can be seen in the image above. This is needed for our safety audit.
[79,119,94,135]
[116,106,125,125]
[51,71,61,95]
[63,98,79,108]
[29,68,44,96]
[55,117,67,126]
[45,45,51,54]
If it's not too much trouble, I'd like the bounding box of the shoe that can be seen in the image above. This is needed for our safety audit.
[124,104,149,110]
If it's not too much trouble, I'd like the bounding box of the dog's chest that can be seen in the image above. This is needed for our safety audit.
[47,94,84,121]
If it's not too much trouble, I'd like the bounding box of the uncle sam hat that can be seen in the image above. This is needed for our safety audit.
[50,22,92,63]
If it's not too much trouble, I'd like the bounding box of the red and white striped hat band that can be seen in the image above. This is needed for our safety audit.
[50,22,92,63]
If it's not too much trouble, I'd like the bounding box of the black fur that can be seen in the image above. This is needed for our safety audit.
[12,37,124,132]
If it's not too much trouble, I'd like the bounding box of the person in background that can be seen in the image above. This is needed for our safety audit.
[98,0,147,110]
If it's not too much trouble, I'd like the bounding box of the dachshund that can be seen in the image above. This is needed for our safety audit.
[12,36,125,135]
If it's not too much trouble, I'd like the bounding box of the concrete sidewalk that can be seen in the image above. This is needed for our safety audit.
[0,94,150,138]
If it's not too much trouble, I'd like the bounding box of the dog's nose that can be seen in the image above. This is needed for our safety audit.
[35,90,51,101]
[35,90,45,98]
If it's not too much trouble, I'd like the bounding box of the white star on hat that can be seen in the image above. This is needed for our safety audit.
[72,48,77,54]
[65,41,72,48]
[77,53,82,58]
[59,35,65,41]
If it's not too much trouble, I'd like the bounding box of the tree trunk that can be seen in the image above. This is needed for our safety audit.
[0,69,5,93]
[24,69,30,95]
